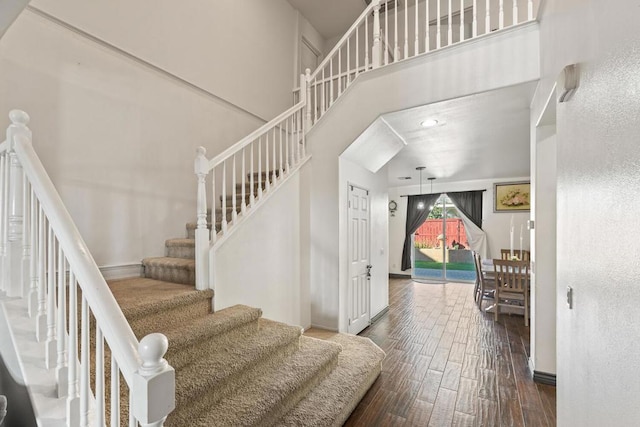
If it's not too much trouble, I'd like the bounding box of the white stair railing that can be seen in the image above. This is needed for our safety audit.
[0,110,175,427]
[306,0,538,127]
[194,77,308,290]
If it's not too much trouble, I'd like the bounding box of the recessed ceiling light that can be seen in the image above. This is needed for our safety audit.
[420,118,440,128]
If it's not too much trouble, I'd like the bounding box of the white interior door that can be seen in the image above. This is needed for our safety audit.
[348,185,371,335]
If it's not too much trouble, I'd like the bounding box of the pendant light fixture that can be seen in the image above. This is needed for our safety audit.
[416,166,425,209]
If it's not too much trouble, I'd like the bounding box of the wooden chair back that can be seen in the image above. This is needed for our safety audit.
[500,249,530,262]
[493,259,530,295]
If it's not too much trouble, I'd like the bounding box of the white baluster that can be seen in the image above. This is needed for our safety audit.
[258,137,263,198]
[448,0,452,45]
[346,38,350,87]
[321,69,326,113]
[211,172,216,244]
[356,22,360,76]
[473,0,478,36]
[45,226,56,369]
[499,0,504,28]
[221,160,227,233]
[404,0,409,58]
[0,152,6,295]
[414,0,419,55]
[528,0,533,21]
[129,393,135,427]
[22,176,30,298]
[265,134,270,191]
[338,47,342,97]
[365,11,371,69]
[250,143,255,206]
[513,0,518,25]
[394,0,399,60]
[231,154,237,223]
[280,121,285,176]
[67,269,79,427]
[241,147,247,214]
[425,0,430,52]
[110,356,120,427]
[28,189,37,317]
[286,118,291,168]
[6,110,28,298]
[460,0,465,41]
[366,0,382,68]
[36,208,46,341]
[301,111,307,158]
[486,0,491,33]
[305,69,312,129]
[329,58,334,106]
[80,296,90,427]
[95,327,105,426]
[437,0,442,48]
[56,249,68,397]
[272,129,277,184]
[383,1,389,65]
[194,147,209,290]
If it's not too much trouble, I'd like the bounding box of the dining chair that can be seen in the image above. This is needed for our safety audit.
[493,259,530,326]
[473,252,495,309]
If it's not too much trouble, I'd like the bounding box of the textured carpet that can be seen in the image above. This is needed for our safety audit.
[106,277,385,426]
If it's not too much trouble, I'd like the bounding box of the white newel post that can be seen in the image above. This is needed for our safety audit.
[194,147,209,291]
[305,68,312,131]
[372,0,382,69]
[6,110,30,298]
[133,334,175,427]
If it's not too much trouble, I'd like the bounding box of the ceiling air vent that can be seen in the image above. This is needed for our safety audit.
[364,0,402,13]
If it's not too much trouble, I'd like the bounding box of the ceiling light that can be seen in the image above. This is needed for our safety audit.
[420,118,439,128]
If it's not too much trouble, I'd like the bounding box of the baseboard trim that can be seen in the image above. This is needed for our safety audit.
[99,263,143,280]
[389,273,411,279]
[371,306,389,323]
[309,323,338,332]
[533,370,556,386]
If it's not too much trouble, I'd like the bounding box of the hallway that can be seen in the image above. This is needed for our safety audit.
[344,279,556,426]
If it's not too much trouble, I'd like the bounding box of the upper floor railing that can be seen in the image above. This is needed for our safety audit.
[305,0,537,126]
[194,78,308,289]
[0,111,174,427]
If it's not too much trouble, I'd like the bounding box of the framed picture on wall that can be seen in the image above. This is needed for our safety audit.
[494,181,531,212]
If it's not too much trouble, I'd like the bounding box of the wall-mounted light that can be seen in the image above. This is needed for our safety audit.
[558,64,579,103]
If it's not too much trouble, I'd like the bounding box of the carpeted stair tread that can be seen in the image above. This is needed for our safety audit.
[176,336,341,427]
[171,318,303,410]
[165,238,195,259]
[142,256,195,269]
[164,304,263,368]
[107,277,204,312]
[277,334,386,427]
[142,257,196,285]
[165,238,195,247]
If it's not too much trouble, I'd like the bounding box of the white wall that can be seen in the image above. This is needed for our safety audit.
[307,24,538,330]
[532,0,640,424]
[338,158,389,332]
[388,177,531,276]
[29,0,299,120]
[0,0,30,38]
[213,166,310,329]
[0,4,315,269]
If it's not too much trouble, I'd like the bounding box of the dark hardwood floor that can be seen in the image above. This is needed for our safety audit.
[343,278,556,427]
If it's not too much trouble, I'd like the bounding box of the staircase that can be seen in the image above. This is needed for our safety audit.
[108,277,384,426]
